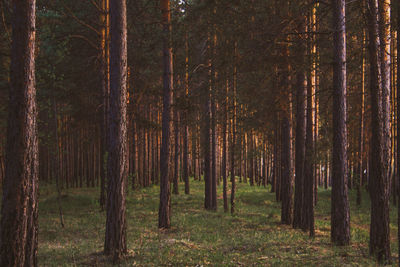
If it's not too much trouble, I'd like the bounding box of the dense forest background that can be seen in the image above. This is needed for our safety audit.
[0,1,368,192]
[1,0,400,265]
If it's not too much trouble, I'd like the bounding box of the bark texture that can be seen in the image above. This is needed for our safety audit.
[159,0,173,228]
[293,16,307,229]
[281,117,293,225]
[303,76,314,235]
[100,0,109,211]
[0,1,39,266]
[173,108,179,195]
[230,41,237,214]
[367,0,391,262]
[222,80,229,212]
[331,0,350,246]
[397,0,400,263]
[211,95,217,210]
[104,0,128,261]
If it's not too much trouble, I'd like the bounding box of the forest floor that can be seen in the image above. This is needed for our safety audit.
[37,179,399,266]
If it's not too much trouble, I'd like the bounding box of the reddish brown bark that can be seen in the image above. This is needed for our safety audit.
[222,79,229,212]
[397,0,400,263]
[0,0,39,265]
[183,33,190,194]
[158,0,173,229]
[367,0,391,262]
[230,40,237,214]
[281,117,293,225]
[173,105,179,195]
[331,0,350,246]
[293,15,307,229]
[104,0,128,261]
[303,65,314,236]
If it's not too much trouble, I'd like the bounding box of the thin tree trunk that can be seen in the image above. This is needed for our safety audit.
[230,40,237,214]
[303,59,314,236]
[202,29,212,210]
[183,31,190,194]
[281,116,293,225]
[143,127,148,187]
[131,120,137,189]
[357,25,366,206]
[397,0,400,262]
[249,132,254,186]
[158,0,173,229]
[173,106,179,194]
[100,0,109,210]
[183,123,189,194]
[223,79,229,212]
[53,100,65,228]
[211,93,217,210]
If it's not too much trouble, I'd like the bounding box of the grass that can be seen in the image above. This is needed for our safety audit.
[37,178,399,266]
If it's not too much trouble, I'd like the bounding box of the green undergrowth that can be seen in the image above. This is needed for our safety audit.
[37,179,399,266]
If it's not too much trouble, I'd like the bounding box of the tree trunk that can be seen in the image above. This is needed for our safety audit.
[262,137,266,187]
[131,120,137,188]
[158,0,173,229]
[396,0,400,263]
[367,0,391,262]
[183,31,190,194]
[211,93,217,210]
[104,0,128,261]
[202,28,212,210]
[173,106,179,194]
[357,25,366,206]
[192,131,197,180]
[183,123,189,194]
[0,1,38,265]
[223,79,229,212]
[397,0,400,263]
[230,41,237,214]
[303,59,314,236]
[202,81,212,209]
[53,100,65,228]
[293,15,307,229]
[331,0,350,245]
[144,127,148,187]
[281,116,293,225]
[100,0,109,210]
[250,132,255,187]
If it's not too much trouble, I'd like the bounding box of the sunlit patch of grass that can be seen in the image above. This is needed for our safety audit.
[35,179,399,266]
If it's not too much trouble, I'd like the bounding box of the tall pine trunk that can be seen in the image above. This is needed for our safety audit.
[211,94,217,210]
[104,0,128,261]
[158,0,173,228]
[183,31,190,194]
[357,25,366,206]
[173,106,179,194]
[0,1,39,265]
[331,0,350,246]
[281,117,293,225]
[100,0,109,211]
[202,78,212,209]
[230,40,237,214]
[293,15,307,229]
[397,0,400,263]
[303,60,314,236]
[367,0,391,262]
[222,79,229,212]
